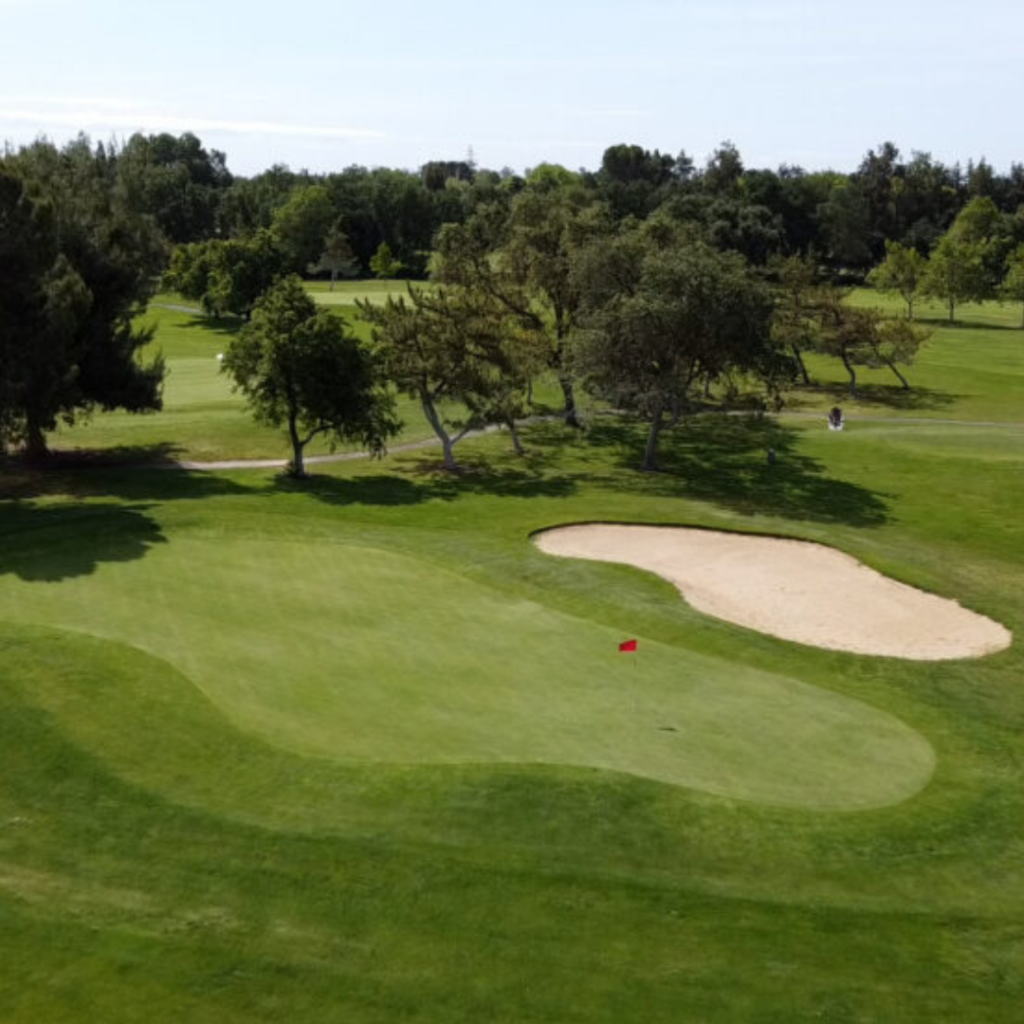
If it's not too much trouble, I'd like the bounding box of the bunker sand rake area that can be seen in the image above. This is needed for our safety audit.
[0,512,933,810]
[534,524,1012,660]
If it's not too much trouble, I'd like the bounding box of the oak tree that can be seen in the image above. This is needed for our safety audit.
[222,276,397,476]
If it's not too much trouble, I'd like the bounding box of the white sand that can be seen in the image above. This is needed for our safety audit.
[535,524,1012,660]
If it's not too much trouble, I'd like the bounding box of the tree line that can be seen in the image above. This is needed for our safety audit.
[2,133,1023,469]
[11,131,1024,275]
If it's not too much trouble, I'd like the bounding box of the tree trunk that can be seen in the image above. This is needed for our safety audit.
[840,349,858,396]
[1020,303,1024,329]
[791,342,811,385]
[642,407,664,472]
[507,418,525,456]
[287,412,306,477]
[559,375,581,429]
[949,296,955,323]
[329,267,336,292]
[886,360,910,389]
[907,297,914,322]
[24,415,49,462]
[421,394,458,470]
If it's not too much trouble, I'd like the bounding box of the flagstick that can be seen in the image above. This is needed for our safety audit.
[633,651,638,717]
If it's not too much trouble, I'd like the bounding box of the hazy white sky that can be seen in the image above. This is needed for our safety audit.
[2,0,1022,176]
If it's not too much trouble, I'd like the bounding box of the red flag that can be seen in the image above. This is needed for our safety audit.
[618,639,638,653]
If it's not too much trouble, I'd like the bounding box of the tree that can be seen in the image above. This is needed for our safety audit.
[165,230,286,319]
[116,131,232,243]
[818,182,872,268]
[854,141,902,256]
[922,234,989,323]
[571,224,785,471]
[309,223,359,290]
[596,143,678,219]
[810,292,926,394]
[812,290,876,396]
[769,254,820,384]
[0,150,165,459]
[358,285,535,470]
[867,240,928,320]
[222,276,397,477]
[0,170,58,451]
[1000,244,1024,327]
[217,163,299,236]
[433,194,611,428]
[271,184,336,273]
[702,141,744,197]
[369,241,404,279]
[921,197,1011,321]
[864,317,929,389]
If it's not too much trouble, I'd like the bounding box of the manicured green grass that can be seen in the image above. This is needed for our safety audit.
[4,287,1024,1020]
[2,398,1024,1020]
[306,278,426,305]
[792,290,1024,422]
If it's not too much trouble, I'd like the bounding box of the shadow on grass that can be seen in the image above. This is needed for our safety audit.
[529,415,890,527]
[0,502,166,581]
[275,458,577,507]
[791,382,961,412]
[293,415,887,526]
[0,445,250,503]
[915,315,1024,331]
[180,313,243,339]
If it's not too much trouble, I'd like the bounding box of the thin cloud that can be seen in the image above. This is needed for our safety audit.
[0,99,384,140]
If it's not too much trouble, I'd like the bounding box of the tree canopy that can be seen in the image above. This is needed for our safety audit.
[358,284,540,469]
[867,240,928,320]
[165,230,287,319]
[222,276,397,476]
[0,149,165,458]
[571,221,785,470]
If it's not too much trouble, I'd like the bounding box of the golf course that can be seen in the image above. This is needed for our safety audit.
[0,284,1021,1022]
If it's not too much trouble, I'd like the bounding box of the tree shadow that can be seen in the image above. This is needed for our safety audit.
[34,442,185,468]
[0,447,250,503]
[276,457,578,507]
[576,416,890,527]
[180,314,242,339]
[270,473,428,507]
[407,457,579,501]
[0,502,166,581]
[790,382,960,411]
[915,315,1023,332]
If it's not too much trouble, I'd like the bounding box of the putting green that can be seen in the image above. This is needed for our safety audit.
[0,514,934,810]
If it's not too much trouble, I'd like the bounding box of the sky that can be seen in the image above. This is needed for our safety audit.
[2,0,1022,178]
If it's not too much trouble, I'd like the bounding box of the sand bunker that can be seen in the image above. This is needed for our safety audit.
[535,525,1012,660]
